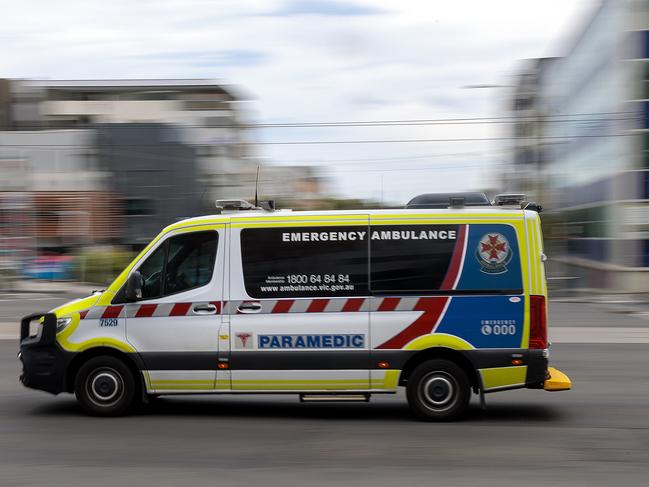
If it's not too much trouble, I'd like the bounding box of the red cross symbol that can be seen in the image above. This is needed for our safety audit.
[481,234,507,261]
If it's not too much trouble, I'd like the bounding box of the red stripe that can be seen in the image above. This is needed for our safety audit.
[272,300,294,313]
[170,302,192,316]
[377,297,400,312]
[209,301,222,314]
[79,310,89,320]
[440,224,467,290]
[102,305,123,319]
[342,298,365,312]
[135,304,157,318]
[376,297,449,349]
[306,299,329,313]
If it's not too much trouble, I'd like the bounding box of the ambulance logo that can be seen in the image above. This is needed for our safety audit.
[476,233,512,274]
[235,332,253,349]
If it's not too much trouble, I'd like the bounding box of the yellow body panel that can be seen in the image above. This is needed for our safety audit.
[479,366,527,391]
[54,309,135,354]
[404,333,474,351]
[51,294,100,318]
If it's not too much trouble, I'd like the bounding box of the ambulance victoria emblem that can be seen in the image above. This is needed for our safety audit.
[476,233,512,274]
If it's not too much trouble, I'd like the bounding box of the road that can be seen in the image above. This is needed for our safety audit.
[1,293,649,486]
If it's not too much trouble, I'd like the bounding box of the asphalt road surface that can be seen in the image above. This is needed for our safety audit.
[2,293,649,485]
[1,340,649,486]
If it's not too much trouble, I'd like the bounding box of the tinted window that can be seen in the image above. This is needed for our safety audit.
[164,232,218,295]
[241,226,369,298]
[139,244,165,299]
[370,225,459,293]
[133,231,218,300]
[370,224,522,293]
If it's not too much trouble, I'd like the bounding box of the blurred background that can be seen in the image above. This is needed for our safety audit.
[0,0,647,296]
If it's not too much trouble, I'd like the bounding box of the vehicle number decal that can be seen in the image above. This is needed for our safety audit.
[99,318,119,327]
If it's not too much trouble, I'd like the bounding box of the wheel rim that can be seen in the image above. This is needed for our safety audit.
[86,367,124,408]
[418,371,459,412]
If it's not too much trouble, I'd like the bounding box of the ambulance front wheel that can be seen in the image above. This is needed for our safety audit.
[406,359,471,421]
[74,356,137,416]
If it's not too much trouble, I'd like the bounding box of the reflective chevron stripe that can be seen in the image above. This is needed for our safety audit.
[79,301,223,319]
[78,296,469,319]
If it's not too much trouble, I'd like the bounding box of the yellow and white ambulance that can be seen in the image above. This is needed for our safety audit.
[19,193,571,421]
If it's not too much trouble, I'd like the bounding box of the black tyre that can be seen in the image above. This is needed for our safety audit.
[74,356,137,416]
[406,359,471,421]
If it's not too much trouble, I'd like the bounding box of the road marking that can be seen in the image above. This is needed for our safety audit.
[550,327,649,344]
[0,295,64,301]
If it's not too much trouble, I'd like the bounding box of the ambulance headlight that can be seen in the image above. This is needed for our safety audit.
[56,317,72,333]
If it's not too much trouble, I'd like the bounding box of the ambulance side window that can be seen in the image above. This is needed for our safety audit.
[370,225,459,293]
[135,231,218,300]
[369,223,522,294]
[240,226,369,298]
[164,231,218,295]
[139,244,166,299]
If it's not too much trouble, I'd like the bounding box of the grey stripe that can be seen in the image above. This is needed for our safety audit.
[395,297,419,311]
[324,299,346,313]
[289,299,311,313]
[124,305,139,319]
[368,298,384,312]
[85,307,104,320]
[358,299,370,312]
[260,300,277,313]
[224,301,240,314]
[153,303,174,318]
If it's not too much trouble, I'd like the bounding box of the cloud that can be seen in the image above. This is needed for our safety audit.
[0,0,594,203]
[267,0,386,17]
[130,50,269,68]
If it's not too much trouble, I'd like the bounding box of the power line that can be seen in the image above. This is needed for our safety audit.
[0,132,642,148]
[3,111,638,130]
[285,151,488,165]
[329,161,503,173]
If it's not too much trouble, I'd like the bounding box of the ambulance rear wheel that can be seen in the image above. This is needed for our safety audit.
[74,356,136,416]
[406,359,470,421]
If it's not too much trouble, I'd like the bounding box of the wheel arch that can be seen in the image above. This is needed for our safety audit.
[65,346,144,393]
[399,347,480,392]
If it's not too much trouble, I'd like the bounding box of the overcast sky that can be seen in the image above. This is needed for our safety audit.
[1,0,595,204]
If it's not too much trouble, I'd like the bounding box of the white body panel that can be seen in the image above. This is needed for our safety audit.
[125,226,226,387]
[228,217,371,390]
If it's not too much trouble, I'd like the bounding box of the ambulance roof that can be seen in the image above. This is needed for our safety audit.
[166,207,535,233]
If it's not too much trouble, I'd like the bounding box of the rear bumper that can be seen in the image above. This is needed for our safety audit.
[544,367,572,391]
[18,313,71,395]
[464,348,549,391]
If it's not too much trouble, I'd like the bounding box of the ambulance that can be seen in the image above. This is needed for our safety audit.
[18,192,571,421]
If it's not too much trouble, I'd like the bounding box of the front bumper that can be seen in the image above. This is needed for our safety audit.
[19,312,70,394]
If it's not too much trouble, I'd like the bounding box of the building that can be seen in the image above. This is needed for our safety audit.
[510,0,649,292]
[507,57,557,199]
[95,124,203,247]
[0,78,325,258]
[0,78,253,203]
[256,165,325,209]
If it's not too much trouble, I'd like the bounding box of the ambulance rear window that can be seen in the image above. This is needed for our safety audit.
[370,223,523,294]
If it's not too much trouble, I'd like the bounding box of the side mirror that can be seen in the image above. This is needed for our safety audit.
[124,271,143,302]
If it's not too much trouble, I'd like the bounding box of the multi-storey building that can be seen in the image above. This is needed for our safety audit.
[510,0,649,292]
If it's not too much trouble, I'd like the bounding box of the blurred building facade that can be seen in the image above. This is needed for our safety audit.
[0,79,326,263]
[0,79,256,203]
[509,0,649,292]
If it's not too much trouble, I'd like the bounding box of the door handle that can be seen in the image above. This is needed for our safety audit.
[237,301,262,313]
[192,303,217,315]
